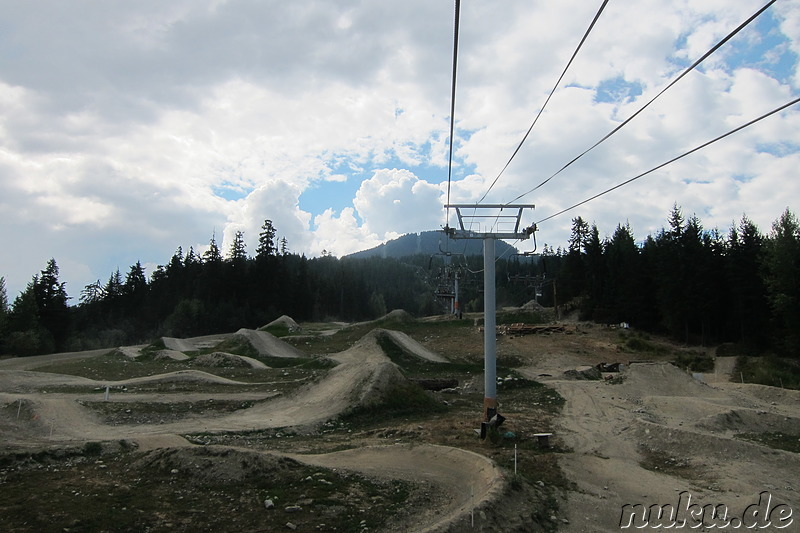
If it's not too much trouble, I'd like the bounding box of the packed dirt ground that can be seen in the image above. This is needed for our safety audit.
[0,310,797,532]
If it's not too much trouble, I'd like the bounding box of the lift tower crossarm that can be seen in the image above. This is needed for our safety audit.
[444,204,536,238]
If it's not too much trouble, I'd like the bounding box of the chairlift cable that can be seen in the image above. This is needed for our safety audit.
[445,0,461,231]
[506,0,779,205]
[534,95,800,225]
[479,0,610,206]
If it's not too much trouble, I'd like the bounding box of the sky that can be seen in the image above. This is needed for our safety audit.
[1,0,798,302]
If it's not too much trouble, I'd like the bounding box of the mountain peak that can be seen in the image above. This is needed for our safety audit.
[346,231,519,259]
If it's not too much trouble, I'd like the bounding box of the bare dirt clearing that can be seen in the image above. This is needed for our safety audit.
[1,317,798,532]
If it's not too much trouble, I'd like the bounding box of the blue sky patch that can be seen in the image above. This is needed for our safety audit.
[595,77,644,104]
[756,141,800,157]
[212,183,251,202]
[299,147,477,220]
[727,12,797,84]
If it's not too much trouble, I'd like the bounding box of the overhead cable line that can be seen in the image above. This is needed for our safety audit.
[534,95,800,226]
[445,0,461,227]
[507,0,779,205]
[477,0,610,204]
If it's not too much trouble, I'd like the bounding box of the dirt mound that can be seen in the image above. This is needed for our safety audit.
[354,361,410,409]
[563,366,602,380]
[520,299,546,311]
[694,407,800,435]
[155,349,190,361]
[276,331,411,416]
[0,398,49,444]
[0,369,97,392]
[264,315,300,331]
[161,337,197,352]
[115,346,143,359]
[132,446,302,485]
[116,370,247,387]
[193,352,268,369]
[376,329,449,362]
[622,361,717,397]
[378,309,414,323]
[233,328,307,359]
[726,382,800,404]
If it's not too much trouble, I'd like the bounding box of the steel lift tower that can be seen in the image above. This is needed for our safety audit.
[444,204,536,436]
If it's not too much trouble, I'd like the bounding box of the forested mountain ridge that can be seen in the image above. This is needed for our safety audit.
[1,207,798,360]
[347,230,519,259]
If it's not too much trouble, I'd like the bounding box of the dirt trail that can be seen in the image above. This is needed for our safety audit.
[5,324,798,531]
[1,333,395,440]
[520,362,800,532]
[0,328,507,533]
[290,444,504,533]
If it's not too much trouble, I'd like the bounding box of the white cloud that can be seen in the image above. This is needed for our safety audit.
[312,207,380,257]
[0,0,797,299]
[353,168,444,238]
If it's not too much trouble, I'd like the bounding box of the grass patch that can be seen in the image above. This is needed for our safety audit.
[34,351,187,381]
[77,398,263,425]
[734,355,800,390]
[257,356,337,370]
[286,318,474,357]
[497,374,563,400]
[374,332,479,375]
[138,339,168,360]
[341,380,445,426]
[259,324,293,337]
[495,310,549,326]
[0,447,418,533]
[202,337,260,359]
[736,432,800,454]
[199,337,336,369]
[673,351,714,372]
[621,335,668,354]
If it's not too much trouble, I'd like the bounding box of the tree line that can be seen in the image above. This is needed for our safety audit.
[538,205,799,356]
[0,207,798,357]
[0,220,436,355]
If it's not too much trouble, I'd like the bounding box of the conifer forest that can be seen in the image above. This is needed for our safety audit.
[1,206,798,359]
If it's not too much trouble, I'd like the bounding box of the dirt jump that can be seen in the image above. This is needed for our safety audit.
[1,318,798,532]
[0,328,505,532]
[524,361,799,532]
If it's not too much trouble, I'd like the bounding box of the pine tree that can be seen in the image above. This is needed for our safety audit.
[763,208,800,356]
[124,261,148,295]
[33,259,70,351]
[185,247,200,267]
[228,230,247,262]
[80,280,106,305]
[727,216,768,343]
[568,216,590,254]
[104,269,123,301]
[256,220,277,259]
[204,232,223,263]
[167,247,184,275]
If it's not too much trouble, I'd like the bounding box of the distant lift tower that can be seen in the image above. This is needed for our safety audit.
[444,204,536,432]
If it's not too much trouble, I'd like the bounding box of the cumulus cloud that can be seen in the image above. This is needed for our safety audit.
[312,207,380,257]
[353,169,444,237]
[0,0,797,298]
